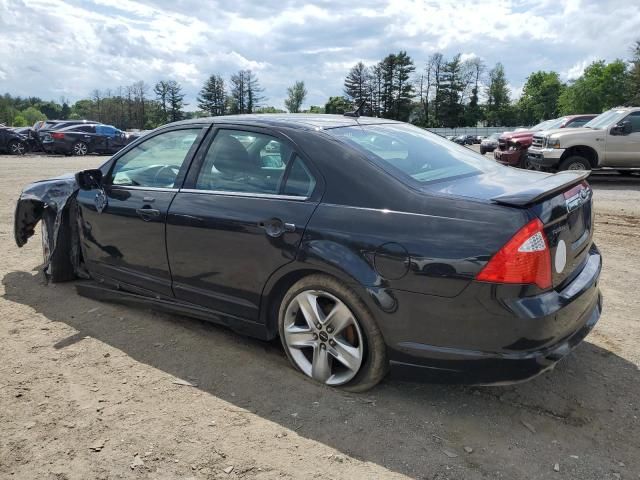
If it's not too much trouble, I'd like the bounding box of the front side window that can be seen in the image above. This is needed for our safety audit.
[327,123,498,184]
[194,129,314,197]
[110,128,201,188]
[622,111,640,133]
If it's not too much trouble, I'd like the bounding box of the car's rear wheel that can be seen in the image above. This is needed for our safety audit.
[480,147,486,155]
[41,211,76,282]
[8,140,26,155]
[278,274,388,391]
[559,156,591,171]
[72,141,88,156]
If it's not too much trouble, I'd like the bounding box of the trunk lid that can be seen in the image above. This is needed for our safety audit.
[423,168,593,289]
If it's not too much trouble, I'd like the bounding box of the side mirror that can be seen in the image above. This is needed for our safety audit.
[75,169,103,190]
[611,121,632,136]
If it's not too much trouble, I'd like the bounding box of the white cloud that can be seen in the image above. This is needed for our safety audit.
[0,0,638,110]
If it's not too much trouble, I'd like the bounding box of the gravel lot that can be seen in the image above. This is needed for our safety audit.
[1,152,639,480]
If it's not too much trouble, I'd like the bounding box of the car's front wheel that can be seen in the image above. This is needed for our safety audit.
[559,155,591,171]
[41,211,76,282]
[278,274,388,391]
[72,141,88,156]
[8,140,26,155]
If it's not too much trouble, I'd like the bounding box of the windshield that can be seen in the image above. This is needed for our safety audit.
[583,109,627,129]
[542,117,569,130]
[531,120,553,131]
[327,123,498,184]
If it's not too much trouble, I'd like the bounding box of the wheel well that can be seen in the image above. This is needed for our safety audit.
[561,146,598,167]
[261,268,340,340]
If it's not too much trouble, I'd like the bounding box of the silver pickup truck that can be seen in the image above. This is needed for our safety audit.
[528,107,640,172]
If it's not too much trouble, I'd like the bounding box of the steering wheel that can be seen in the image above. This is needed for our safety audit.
[152,165,180,187]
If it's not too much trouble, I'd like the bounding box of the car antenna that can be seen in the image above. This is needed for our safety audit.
[343,99,367,118]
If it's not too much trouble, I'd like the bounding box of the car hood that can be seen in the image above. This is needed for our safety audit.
[538,127,598,140]
[422,164,571,204]
[500,130,536,142]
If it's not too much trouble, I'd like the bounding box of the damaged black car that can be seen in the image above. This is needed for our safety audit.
[14,115,602,391]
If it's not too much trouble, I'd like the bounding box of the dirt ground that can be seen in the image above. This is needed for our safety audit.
[1,151,639,480]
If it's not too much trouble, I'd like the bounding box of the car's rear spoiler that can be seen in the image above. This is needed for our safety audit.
[491,170,591,207]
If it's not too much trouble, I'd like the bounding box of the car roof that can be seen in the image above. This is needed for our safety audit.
[169,114,404,131]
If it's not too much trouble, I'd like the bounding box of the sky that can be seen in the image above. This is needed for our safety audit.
[1,0,639,111]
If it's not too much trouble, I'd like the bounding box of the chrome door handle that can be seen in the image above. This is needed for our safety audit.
[258,218,295,237]
[136,208,160,221]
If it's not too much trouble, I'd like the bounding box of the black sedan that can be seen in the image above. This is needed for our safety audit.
[0,125,27,154]
[42,123,133,156]
[453,134,475,145]
[14,114,602,391]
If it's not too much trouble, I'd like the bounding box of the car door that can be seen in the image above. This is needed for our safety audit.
[604,112,640,166]
[76,126,207,296]
[166,126,322,321]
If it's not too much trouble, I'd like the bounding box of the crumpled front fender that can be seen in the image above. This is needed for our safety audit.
[14,174,79,251]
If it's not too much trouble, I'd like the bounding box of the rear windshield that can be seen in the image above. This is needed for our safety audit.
[327,123,497,184]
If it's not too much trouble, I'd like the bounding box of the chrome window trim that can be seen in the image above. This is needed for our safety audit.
[109,185,179,192]
[179,188,308,201]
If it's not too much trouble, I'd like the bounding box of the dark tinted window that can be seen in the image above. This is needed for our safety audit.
[328,123,497,184]
[623,112,640,133]
[283,155,316,197]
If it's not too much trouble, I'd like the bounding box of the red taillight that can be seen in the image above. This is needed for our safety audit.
[51,132,65,140]
[476,218,552,289]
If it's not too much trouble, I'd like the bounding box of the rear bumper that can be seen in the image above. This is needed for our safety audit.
[494,149,522,166]
[385,245,602,385]
[528,147,565,169]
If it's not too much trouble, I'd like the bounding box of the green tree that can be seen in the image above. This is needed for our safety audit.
[21,106,47,125]
[344,62,371,113]
[485,63,512,126]
[285,81,307,113]
[324,96,352,114]
[154,81,171,123]
[435,54,466,127]
[517,71,564,124]
[627,41,640,105]
[378,51,415,120]
[12,115,28,127]
[558,60,631,114]
[254,106,286,114]
[167,81,186,122]
[198,74,226,116]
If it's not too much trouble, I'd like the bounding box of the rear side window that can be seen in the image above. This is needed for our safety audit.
[194,129,315,197]
[327,124,497,184]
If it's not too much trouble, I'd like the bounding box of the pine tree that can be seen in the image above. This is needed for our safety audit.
[198,74,226,116]
[344,62,371,113]
[485,63,511,126]
[167,80,186,122]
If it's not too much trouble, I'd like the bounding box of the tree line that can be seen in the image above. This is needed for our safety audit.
[1,41,638,129]
[335,41,640,127]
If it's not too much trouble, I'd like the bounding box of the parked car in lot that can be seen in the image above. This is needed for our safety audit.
[454,134,475,145]
[528,107,640,173]
[0,125,28,155]
[495,115,598,169]
[14,114,602,391]
[480,132,501,154]
[42,123,134,156]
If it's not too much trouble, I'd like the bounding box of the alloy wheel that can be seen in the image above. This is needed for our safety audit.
[10,142,25,155]
[283,290,364,386]
[74,142,88,156]
[567,161,586,170]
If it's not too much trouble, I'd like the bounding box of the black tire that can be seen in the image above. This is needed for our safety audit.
[72,141,88,156]
[41,210,76,282]
[518,151,535,170]
[8,140,26,155]
[480,147,486,155]
[278,274,388,392]
[559,155,591,171]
